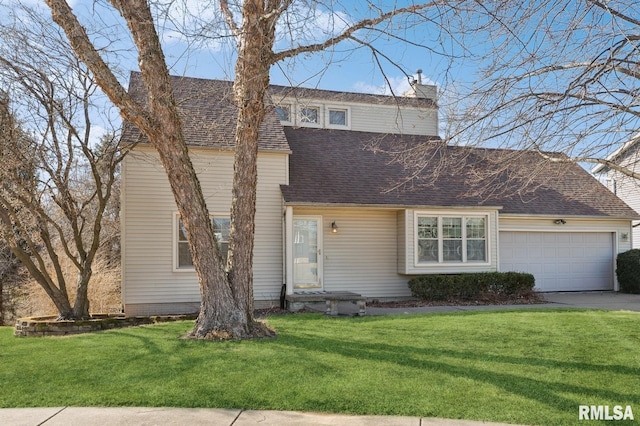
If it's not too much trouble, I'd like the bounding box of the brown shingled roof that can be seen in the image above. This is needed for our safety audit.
[281,128,639,218]
[269,84,435,108]
[121,72,290,152]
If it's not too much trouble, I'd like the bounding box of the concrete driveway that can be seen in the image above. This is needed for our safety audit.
[542,291,640,311]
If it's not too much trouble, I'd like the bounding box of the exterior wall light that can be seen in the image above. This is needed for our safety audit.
[554,219,567,225]
[331,222,338,233]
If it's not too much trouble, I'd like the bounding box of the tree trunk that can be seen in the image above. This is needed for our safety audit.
[47,0,275,339]
[72,266,91,319]
[0,276,4,326]
[189,0,277,339]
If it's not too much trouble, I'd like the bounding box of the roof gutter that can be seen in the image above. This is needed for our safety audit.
[499,213,640,221]
[282,201,503,210]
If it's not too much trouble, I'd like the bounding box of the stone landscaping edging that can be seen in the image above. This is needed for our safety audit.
[14,313,197,337]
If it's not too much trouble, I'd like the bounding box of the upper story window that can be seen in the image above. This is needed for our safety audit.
[275,104,291,123]
[176,216,230,270]
[327,107,349,128]
[300,106,320,124]
[416,215,487,264]
[273,99,353,130]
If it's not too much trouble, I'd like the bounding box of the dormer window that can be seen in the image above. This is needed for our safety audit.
[327,107,349,128]
[275,104,291,123]
[300,106,320,124]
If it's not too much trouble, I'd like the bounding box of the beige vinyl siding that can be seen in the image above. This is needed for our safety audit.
[618,185,640,248]
[609,174,640,248]
[122,146,287,310]
[294,207,410,298]
[348,103,437,136]
[602,148,640,248]
[400,209,499,274]
[397,210,407,273]
[274,97,438,136]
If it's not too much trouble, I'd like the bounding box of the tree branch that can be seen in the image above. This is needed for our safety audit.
[46,0,151,130]
[272,2,438,63]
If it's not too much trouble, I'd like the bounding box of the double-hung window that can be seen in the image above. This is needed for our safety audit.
[176,216,230,269]
[417,215,487,264]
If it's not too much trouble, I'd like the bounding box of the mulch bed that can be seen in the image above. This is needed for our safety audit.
[255,292,545,316]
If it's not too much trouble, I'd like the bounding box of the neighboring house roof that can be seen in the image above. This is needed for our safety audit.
[121,72,290,152]
[592,134,640,174]
[281,128,640,218]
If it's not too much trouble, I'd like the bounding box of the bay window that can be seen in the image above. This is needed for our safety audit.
[417,215,487,264]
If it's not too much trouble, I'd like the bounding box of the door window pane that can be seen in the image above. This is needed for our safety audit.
[293,219,320,287]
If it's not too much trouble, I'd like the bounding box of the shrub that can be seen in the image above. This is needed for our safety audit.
[408,272,535,302]
[616,249,640,294]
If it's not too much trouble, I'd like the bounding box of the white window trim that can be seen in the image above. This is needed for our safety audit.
[326,105,351,129]
[173,212,229,272]
[413,211,491,267]
[297,104,323,128]
[275,103,294,125]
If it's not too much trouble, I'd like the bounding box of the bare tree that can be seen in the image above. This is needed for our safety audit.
[0,12,127,320]
[444,0,640,178]
[39,0,476,339]
[0,229,22,325]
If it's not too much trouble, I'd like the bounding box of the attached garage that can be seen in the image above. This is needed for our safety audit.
[499,231,614,291]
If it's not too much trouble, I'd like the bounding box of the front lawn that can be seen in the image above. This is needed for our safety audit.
[1,309,639,425]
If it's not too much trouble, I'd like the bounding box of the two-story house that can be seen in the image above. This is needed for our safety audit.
[121,73,638,316]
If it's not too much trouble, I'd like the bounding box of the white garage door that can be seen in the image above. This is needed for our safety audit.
[499,232,614,291]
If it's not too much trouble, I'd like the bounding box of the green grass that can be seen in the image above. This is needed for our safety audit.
[1,309,639,425]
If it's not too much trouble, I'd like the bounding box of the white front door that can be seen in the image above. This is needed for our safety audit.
[293,217,323,290]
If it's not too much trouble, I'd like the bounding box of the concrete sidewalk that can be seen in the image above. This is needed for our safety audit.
[0,407,522,426]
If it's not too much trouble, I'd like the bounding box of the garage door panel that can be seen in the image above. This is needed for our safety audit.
[571,234,586,244]
[544,247,557,257]
[499,231,613,291]
[569,247,585,260]
[529,247,544,259]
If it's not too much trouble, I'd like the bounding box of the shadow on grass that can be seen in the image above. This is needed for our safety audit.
[276,333,640,412]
